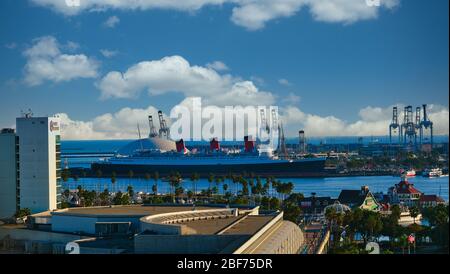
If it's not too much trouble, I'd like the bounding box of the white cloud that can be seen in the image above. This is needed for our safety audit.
[250,76,265,86]
[5,42,17,49]
[281,104,449,137]
[30,0,400,30]
[100,49,118,58]
[65,41,80,51]
[103,15,120,28]
[57,105,165,140]
[206,81,276,106]
[278,78,292,86]
[97,55,276,106]
[56,102,448,140]
[282,92,301,104]
[23,36,99,86]
[206,61,229,71]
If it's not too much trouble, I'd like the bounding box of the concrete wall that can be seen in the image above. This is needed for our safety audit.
[51,214,142,235]
[134,234,247,254]
[0,226,87,244]
[0,132,17,219]
[140,208,236,235]
[16,117,61,214]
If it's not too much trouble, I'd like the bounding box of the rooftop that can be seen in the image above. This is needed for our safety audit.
[220,215,275,235]
[51,205,223,218]
[395,180,421,194]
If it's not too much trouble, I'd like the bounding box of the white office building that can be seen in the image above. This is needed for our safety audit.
[16,116,62,214]
[0,128,19,219]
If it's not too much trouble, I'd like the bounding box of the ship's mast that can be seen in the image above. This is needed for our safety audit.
[137,123,144,151]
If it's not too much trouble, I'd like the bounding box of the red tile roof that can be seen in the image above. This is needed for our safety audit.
[395,180,421,194]
[420,195,445,203]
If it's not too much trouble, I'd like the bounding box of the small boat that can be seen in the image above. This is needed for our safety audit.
[422,168,443,178]
[399,168,416,177]
[405,169,416,177]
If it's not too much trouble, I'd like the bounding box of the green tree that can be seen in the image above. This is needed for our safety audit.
[207,173,215,197]
[111,172,117,193]
[15,208,31,219]
[190,172,200,200]
[282,202,302,223]
[99,189,110,206]
[112,191,130,205]
[222,183,228,195]
[127,185,134,203]
[127,170,134,189]
[144,172,151,194]
[409,206,420,224]
[95,169,103,193]
[153,171,160,195]
[168,172,182,203]
[269,197,281,210]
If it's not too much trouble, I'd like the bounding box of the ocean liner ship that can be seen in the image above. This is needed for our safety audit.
[91,111,327,178]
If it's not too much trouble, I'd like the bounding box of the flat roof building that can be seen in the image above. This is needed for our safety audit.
[16,116,62,214]
[0,129,19,219]
[19,205,304,254]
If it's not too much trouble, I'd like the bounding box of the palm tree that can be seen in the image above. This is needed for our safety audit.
[72,174,79,191]
[127,185,134,203]
[127,170,134,189]
[208,173,215,197]
[271,178,278,198]
[215,176,222,196]
[144,173,151,194]
[153,171,159,195]
[95,169,103,193]
[409,206,420,224]
[190,173,199,201]
[223,183,228,196]
[168,172,182,203]
[111,173,117,193]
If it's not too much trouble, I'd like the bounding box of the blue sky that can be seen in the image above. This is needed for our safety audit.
[0,0,448,139]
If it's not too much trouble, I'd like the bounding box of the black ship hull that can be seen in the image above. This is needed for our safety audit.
[90,159,327,178]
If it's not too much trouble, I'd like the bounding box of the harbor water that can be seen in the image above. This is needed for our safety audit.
[62,175,449,201]
[61,140,449,200]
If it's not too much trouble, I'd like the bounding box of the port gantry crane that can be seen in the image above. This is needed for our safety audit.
[419,104,434,147]
[148,115,159,138]
[414,107,422,145]
[158,111,170,139]
[390,104,434,149]
[401,105,417,145]
[389,106,401,144]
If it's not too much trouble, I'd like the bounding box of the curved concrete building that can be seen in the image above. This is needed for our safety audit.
[15,205,305,254]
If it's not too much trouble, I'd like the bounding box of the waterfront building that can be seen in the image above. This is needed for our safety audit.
[419,195,446,208]
[0,128,19,219]
[16,116,62,214]
[337,186,381,211]
[388,177,422,207]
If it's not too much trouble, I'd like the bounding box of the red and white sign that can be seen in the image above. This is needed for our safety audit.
[408,234,415,244]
